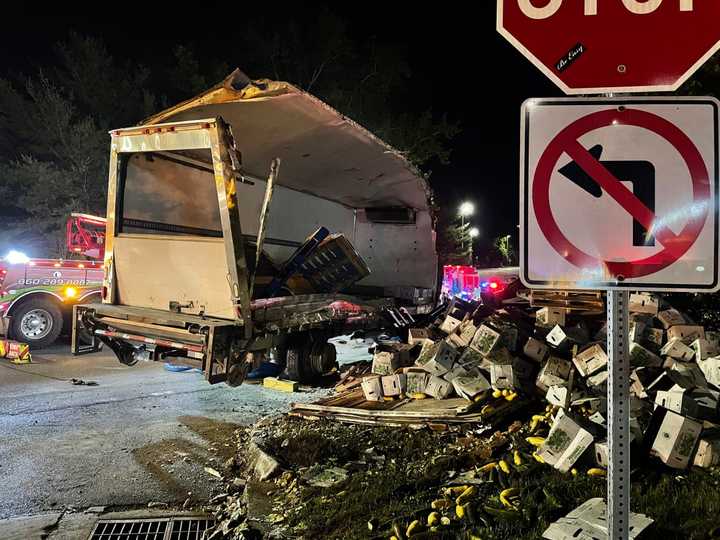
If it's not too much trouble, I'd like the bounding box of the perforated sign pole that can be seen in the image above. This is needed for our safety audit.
[606,290,630,540]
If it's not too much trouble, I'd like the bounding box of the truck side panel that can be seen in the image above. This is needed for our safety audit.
[353,210,437,290]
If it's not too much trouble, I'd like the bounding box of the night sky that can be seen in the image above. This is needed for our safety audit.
[0,6,561,256]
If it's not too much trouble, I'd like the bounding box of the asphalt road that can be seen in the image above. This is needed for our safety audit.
[0,341,329,519]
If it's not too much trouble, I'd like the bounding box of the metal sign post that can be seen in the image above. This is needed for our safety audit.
[606,290,630,540]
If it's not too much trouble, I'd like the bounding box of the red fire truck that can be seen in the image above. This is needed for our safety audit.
[0,214,105,348]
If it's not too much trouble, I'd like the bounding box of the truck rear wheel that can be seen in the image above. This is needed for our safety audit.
[10,298,63,349]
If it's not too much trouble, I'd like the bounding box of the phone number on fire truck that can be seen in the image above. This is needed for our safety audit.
[17,279,91,286]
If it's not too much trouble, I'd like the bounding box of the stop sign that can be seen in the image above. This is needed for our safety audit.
[497,0,720,94]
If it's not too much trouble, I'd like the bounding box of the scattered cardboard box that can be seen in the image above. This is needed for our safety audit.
[629,342,663,368]
[536,307,566,327]
[452,373,491,401]
[424,375,453,399]
[693,438,720,468]
[661,338,696,362]
[573,344,608,377]
[657,308,686,329]
[537,356,573,392]
[542,498,653,540]
[629,292,659,315]
[538,410,594,473]
[524,337,549,363]
[381,374,406,397]
[372,350,400,375]
[692,337,718,362]
[647,408,702,469]
[667,324,705,344]
[408,328,434,348]
[470,325,501,356]
[404,370,428,395]
[361,376,383,402]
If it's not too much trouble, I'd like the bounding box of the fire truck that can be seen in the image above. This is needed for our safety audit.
[0,214,105,348]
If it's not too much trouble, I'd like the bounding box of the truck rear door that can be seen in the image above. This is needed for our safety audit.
[105,119,251,326]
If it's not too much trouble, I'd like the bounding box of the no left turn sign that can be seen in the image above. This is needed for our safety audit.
[520,97,719,291]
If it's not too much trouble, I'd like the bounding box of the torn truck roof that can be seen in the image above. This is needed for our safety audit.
[142,69,431,211]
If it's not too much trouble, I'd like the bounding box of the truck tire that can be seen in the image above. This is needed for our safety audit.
[10,297,63,349]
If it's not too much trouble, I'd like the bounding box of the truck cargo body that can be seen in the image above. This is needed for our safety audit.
[73,70,438,385]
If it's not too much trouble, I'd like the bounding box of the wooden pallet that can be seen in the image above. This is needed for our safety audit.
[290,391,527,427]
[529,289,605,313]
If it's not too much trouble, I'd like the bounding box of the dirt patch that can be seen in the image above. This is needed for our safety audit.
[178,415,241,460]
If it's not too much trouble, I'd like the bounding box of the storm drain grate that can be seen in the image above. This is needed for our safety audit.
[89,517,215,540]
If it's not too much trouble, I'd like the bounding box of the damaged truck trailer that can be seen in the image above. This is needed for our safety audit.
[72,69,438,386]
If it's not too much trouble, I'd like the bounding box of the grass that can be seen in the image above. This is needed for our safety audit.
[251,418,720,539]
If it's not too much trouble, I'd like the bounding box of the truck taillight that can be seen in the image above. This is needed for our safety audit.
[102,286,108,300]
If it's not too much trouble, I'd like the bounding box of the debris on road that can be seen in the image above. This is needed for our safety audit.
[199,290,720,539]
[70,378,99,386]
[204,467,224,480]
[0,339,32,364]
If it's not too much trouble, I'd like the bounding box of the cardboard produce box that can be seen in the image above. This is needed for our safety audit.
[424,375,453,399]
[416,340,458,376]
[657,308,686,329]
[536,307,566,327]
[524,337,549,363]
[470,324,501,356]
[546,325,588,349]
[629,342,663,368]
[439,306,466,334]
[629,292,659,315]
[381,374,407,397]
[542,498,653,540]
[538,409,594,473]
[403,370,428,395]
[372,351,400,376]
[408,328,434,348]
[661,338,696,361]
[698,356,720,389]
[691,337,719,362]
[693,438,720,468]
[537,356,573,392]
[647,408,702,469]
[573,344,608,377]
[667,325,705,345]
[361,376,383,402]
[452,373,491,401]
[490,358,533,391]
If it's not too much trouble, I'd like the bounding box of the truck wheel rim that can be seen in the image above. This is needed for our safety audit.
[20,309,53,340]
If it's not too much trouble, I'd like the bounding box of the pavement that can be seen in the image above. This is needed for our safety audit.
[0,339,331,536]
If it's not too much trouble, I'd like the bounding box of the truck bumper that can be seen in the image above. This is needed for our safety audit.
[72,303,241,384]
[0,316,10,337]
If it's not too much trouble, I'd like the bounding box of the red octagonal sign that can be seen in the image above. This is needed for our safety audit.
[497,0,720,94]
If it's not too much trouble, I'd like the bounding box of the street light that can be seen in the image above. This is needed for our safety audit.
[458,201,475,217]
[458,201,475,253]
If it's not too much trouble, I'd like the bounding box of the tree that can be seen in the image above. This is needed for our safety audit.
[493,234,517,266]
[0,35,155,256]
[435,205,472,265]
[0,17,460,257]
